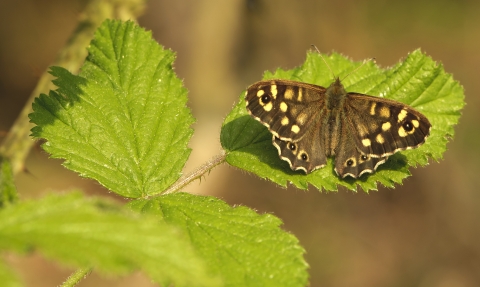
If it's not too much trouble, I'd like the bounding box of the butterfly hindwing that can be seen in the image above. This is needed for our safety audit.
[334,117,389,177]
[272,127,328,173]
[273,130,388,177]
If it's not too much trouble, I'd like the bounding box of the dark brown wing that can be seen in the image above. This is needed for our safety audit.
[245,80,327,142]
[333,115,389,178]
[344,93,431,158]
[272,129,328,174]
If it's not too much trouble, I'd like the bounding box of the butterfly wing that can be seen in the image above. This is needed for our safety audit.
[337,152,388,178]
[245,80,327,142]
[272,127,328,174]
[333,118,389,178]
[273,128,388,177]
[344,93,431,158]
[245,78,431,177]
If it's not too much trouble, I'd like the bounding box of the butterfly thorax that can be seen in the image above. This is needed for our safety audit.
[325,78,347,110]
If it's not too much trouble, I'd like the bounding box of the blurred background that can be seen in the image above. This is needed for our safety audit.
[1,0,479,286]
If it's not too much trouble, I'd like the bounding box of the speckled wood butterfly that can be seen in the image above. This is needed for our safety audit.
[245,56,431,178]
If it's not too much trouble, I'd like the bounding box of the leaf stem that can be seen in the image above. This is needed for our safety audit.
[162,151,227,195]
[60,267,92,287]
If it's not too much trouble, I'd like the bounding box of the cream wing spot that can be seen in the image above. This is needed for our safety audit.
[379,107,391,118]
[281,116,289,126]
[398,126,407,137]
[256,89,265,97]
[291,125,300,134]
[370,102,377,115]
[263,102,273,112]
[376,134,385,144]
[362,139,371,147]
[284,87,294,100]
[382,122,391,131]
[271,85,277,99]
[412,119,419,128]
[280,102,288,112]
[397,109,408,122]
[297,88,303,102]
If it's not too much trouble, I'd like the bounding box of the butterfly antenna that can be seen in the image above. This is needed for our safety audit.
[311,44,336,79]
[341,57,376,81]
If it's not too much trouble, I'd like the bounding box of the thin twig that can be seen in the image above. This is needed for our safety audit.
[59,267,92,287]
[162,151,227,195]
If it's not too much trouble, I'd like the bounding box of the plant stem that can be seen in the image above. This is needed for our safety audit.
[60,267,93,287]
[163,151,227,195]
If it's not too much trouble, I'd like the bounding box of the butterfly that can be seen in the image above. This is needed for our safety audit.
[245,60,431,178]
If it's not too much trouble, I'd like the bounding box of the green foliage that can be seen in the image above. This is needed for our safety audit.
[0,192,219,287]
[0,158,18,208]
[0,260,22,287]
[21,20,309,286]
[130,193,308,287]
[221,50,464,192]
[29,20,194,198]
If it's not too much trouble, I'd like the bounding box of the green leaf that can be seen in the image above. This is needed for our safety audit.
[221,50,464,192]
[129,193,309,287]
[29,20,194,198]
[0,157,18,208]
[0,192,220,287]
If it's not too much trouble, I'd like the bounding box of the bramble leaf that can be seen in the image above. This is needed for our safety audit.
[0,192,219,287]
[29,20,194,198]
[130,192,309,287]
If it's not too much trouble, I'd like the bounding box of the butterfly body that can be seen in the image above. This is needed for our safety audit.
[245,78,431,178]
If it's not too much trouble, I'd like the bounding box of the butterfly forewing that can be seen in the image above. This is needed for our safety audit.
[345,93,431,158]
[245,80,327,141]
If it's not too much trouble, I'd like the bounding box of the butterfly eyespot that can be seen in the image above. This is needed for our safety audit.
[288,143,296,150]
[261,94,271,104]
[361,155,368,160]
[403,121,414,132]
[346,159,354,166]
[301,153,308,161]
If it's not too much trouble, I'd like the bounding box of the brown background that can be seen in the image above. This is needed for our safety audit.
[1,0,479,286]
